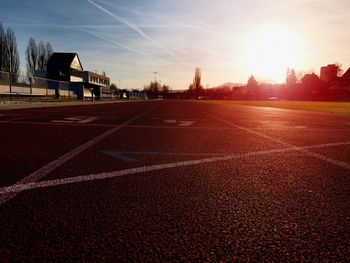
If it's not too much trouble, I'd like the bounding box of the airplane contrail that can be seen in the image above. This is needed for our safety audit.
[94,0,224,37]
[81,29,150,57]
[87,0,176,58]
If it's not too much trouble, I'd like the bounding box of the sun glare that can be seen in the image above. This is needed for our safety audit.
[245,26,302,83]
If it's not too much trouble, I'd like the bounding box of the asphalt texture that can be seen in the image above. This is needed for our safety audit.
[0,100,349,262]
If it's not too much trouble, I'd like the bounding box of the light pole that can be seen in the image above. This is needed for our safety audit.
[153,72,157,83]
[153,72,158,95]
[153,72,157,87]
[118,79,121,89]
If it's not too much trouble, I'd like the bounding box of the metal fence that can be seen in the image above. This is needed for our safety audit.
[0,71,75,98]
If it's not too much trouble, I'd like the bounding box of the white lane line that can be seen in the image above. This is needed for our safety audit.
[0,141,349,195]
[125,125,239,130]
[1,122,239,130]
[104,150,226,157]
[51,116,99,124]
[0,107,157,206]
[195,109,350,171]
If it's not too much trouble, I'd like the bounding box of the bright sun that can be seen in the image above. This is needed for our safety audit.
[245,26,302,83]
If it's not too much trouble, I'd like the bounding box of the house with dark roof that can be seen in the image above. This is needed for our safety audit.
[341,67,350,84]
[320,64,338,83]
[46,52,114,100]
[47,53,83,82]
[314,64,350,100]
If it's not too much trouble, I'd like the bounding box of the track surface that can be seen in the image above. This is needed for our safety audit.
[0,100,349,261]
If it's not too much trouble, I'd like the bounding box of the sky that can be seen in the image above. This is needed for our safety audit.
[1,0,350,90]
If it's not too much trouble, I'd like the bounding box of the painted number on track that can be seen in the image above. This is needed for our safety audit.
[51,116,99,124]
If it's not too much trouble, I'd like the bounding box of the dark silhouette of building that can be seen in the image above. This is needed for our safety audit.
[341,67,350,83]
[320,64,338,83]
[47,53,83,82]
[301,73,325,99]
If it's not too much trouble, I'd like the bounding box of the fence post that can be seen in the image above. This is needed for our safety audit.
[9,73,12,100]
[29,76,33,95]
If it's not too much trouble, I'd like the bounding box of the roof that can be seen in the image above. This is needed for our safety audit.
[47,52,83,71]
[342,67,350,81]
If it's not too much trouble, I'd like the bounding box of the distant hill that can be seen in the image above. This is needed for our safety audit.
[213,82,244,89]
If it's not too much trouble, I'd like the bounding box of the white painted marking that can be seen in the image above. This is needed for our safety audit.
[153,117,204,120]
[163,119,177,124]
[104,150,225,157]
[260,121,306,129]
[51,116,99,124]
[196,109,350,171]
[126,125,234,130]
[0,141,349,195]
[178,120,195,127]
[260,121,289,126]
[0,107,157,206]
[163,119,196,127]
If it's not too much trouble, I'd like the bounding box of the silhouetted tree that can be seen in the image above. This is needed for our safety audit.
[0,23,6,72]
[25,37,38,77]
[246,75,259,99]
[162,84,170,94]
[143,81,159,94]
[45,42,53,66]
[247,75,258,88]
[286,68,297,85]
[4,28,20,76]
[110,83,117,91]
[110,83,118,95]
[26,39,53,76]
[37,41,46,71]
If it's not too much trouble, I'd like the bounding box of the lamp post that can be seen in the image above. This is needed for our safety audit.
[153,72,158,96]
[153,72,157,84]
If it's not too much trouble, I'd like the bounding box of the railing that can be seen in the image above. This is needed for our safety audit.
[0,71,74,97]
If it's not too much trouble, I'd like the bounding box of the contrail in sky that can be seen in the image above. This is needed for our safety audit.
[87,0,176,58]
[96,1,223,37]
[81,29,150,57]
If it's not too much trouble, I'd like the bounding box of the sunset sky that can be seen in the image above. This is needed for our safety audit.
[1,0,350,90]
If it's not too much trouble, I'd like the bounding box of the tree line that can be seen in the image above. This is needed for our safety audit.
[0,23,20,77]
[25,37,53,77]
[0,22,53,79]
[179,66,350,101]
[143,81,170,98]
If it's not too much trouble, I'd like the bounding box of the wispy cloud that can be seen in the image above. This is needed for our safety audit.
[87,0,176,58]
